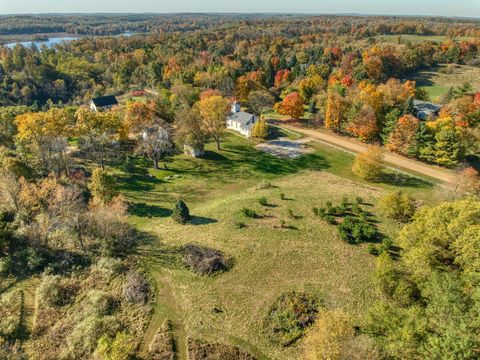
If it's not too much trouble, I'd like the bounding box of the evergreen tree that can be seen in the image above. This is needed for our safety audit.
[171,200,190,224]
[380,108,401,144]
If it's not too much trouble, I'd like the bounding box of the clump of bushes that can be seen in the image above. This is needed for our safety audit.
[230,220,246,229]
[37,274,79,308]
[377,191,416,222]
[337,216,376,244]
[187,338,256,360]
[183,244,232,276]
[122,272,149,304]
[258,197,269,206]
[264,291,318,346]
[171,200,190,224]
[147,320,176,360]
[0,290,23,339]
[241,207,258,219]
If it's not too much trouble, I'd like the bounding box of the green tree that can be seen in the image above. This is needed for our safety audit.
[377,191,416,222]
[89,169,119,205]
[171,200,190,224]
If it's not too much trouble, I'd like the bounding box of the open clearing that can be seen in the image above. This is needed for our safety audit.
[374,34,475,44]
[406,64,480,99]
[115,132,445,359]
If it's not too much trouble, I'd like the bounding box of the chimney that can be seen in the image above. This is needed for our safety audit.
[231,100,241,114]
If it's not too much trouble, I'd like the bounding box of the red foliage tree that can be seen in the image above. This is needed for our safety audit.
[276,92,305,120]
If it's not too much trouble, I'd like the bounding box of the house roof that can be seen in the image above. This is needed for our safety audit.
[91,95,118,107]
[413,100,441,113]
[227,111,255,131]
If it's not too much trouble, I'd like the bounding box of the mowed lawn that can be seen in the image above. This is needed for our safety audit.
[115,133,443,359]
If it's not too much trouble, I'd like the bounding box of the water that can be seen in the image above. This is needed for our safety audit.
[4,31,138,49]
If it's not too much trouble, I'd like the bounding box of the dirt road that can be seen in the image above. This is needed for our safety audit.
[278,123,456,183]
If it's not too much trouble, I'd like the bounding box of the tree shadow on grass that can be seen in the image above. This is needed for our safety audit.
[117,173,164,193]
[128,202,172,218]
[190,216,218,226]
[381,172,433,189]
[133,230,184,270]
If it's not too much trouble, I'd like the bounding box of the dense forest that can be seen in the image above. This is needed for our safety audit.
[0,14,480,360]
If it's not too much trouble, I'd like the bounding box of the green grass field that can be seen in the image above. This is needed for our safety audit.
[112,133,441,359]
[112,131,445,359]
[406,64,480,100]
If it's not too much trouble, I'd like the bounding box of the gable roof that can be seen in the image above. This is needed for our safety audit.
[227,111,254,125]
[91,95,118,108]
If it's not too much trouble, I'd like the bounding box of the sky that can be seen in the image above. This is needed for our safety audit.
[0,0,479,18]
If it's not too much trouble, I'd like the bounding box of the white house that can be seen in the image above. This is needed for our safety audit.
[226,101,257,138]
[90,95,118,112]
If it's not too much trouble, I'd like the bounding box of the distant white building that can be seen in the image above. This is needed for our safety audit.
[226,101,257,138]
[90,95,118,112]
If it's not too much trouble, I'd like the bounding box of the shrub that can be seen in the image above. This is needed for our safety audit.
[187,338,256,360]
[230,220,246,229]
[84,290,115,317]
[241,208,258,219]
[122,272,149,304]
[367,244,380,256]
[37,274,77,308]
[355,197,363,204]
[352,146,385,181]
[0,256,11,275]
[325,215,337,225]
[280,192,286,200]
[264,291,318,346]
[377,191,416,222]
[147,320,175,360]
[0,290,23,338]
[183,244,231,276]
[337,216,376,244]
[171,200,190,224]
[65,315,109,359]
[340,197,350,211]
[96,332,136,360]
[258,197,268,206]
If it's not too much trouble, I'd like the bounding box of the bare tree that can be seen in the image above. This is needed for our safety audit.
[137,125,172,169]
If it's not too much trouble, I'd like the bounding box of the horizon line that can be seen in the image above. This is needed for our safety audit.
[0,12,479,19]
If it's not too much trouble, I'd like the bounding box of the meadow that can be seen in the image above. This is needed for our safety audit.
[115,131,443,359]
[406,64,480,99]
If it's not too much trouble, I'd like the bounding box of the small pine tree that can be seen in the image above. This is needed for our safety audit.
[171,200,190,224]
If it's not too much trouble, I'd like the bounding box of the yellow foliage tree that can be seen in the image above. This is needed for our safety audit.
[304,309,379,360]
[251,117,269,139]
[352,146,385,181]
[195,95,230,150]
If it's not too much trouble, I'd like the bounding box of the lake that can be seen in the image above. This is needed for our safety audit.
[4,31,138,49]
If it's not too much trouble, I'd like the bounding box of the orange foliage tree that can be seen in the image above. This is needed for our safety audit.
[346,105,379,142]
[275,92,305,120]
[386,114,420,156]
[325,90,345,131]
[124,101,155,134]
